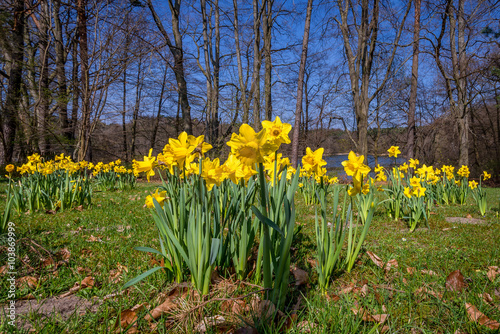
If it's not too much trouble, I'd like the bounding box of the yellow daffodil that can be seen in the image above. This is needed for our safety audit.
[387,146,401,158]
[409,158,419,168]
[341,151,370,178]
[200,158,227,191]
[6,164,15,173]
[404,187,412,198]
[145,189,168,208]
[132,148,157,182]
[374,164,384,173]
[413,186,426,198]
[483,171,491,181]
[409,176,421,188]
[169,132,197,169]
[457,165,470,178]
[227,124,278,166]
[376,172,387,182]
[302,147,328,176]
[261,116,292,146]
[469,180,478,189]
[399,163,409,173]
[361,183,370,195]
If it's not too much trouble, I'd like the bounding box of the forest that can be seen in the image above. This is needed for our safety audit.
[0,0,499,177]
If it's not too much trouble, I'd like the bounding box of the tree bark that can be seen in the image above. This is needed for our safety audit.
[262,0,273,121]
[35,0,50,155]
[53,0,70,142]
[252,0,262,129]
[2,0,24,163]
[71,38,79,141]
[76,0,91,161]
[151,67,168,150]
[130,59,143,158]
[291,0,313,167]
[232,0,250,123]
[407,0,421,160]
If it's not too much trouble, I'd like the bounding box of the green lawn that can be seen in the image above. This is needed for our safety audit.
[1,182,499,333]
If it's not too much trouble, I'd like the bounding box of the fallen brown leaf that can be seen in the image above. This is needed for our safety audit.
[59,276,95,298]
[406,267,416,275]
[291,266,309,286]
[114,309,138,333]
[296,321,317,333]
[465,302,500,330]
[325,293,340,302]
[56,248,71,261]
[367,251,384,268]
[220,299,247,315]
[360,284,369,298]
[109,263,128,284]
[81,276,95,288]
[385,259,398,272]
[414,287,443,299]
[74,205,84,212]
[351,306,388,324]
[307,258,318,268]
[0,264,8,275]
[446,270,466,292]
[421,269,438,276]
[86,235,102,242]
[194,315,227,333]
[16,276,38,289]
[77,267,91,275]
[144,295,179,321]
[41,257,55,268]
[487,266,500,282]
[479,293,500,311]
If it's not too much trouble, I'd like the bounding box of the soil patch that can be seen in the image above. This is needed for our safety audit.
[445,217,486,225]
[2,295,101,330]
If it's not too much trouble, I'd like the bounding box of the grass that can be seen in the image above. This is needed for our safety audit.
[0,181,499,333]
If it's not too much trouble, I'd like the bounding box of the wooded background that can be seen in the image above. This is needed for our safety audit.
[0,0,499,178]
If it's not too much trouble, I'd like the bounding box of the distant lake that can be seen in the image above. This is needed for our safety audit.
[324,154,406,176]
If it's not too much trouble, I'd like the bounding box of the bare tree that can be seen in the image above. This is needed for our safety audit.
[146,0,192,134]
[291,0,313,167]
[407,0,421,160]
[0,0,24,163]
[335,0,410,159]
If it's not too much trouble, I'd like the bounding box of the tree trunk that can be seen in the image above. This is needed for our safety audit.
[291,0,313,167]
[76,0,91,161]
[53,0,70,142]
[252,0,262,129]
[407,0,421,160]
[122,67,128,161]
[130,59,143,158]
[262,0,273,121]
[151,67,168,150]
[2,0,24,163]
[233,0,250,123]
[35,0,50,155]
[71,38,79,141]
